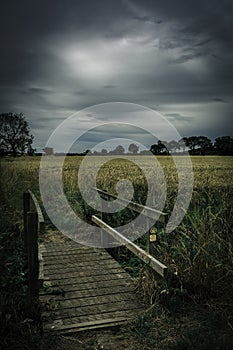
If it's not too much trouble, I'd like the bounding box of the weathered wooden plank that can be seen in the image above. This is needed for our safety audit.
[40,272,132,291]
[40,277,133,295]
[43,258,113,270]
[41,251,102,260]
[43,263,127,276]
[44,317,129,333]
[44,271,129,284]
[43,253,118,264]
[42,309,142,328]
[43,266,121,276]
[40,285,135,301]
[41,285,133,299]
[43,247,93,253]
[41,247,102,256]
[43,311,139,333]
[92,215,168,277]
[42,244,107,252]
[42,247,94,253]
[43,259,125,274]
[60,309,137,325]
[42,299,141,320]
[42,292,136,311]
[44,244,92,250]
[42,241,92,248]
[42,254,112,265]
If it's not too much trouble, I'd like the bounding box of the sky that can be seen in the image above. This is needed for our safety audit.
[1,0,233,152]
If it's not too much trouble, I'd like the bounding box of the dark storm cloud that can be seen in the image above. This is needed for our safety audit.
[129,0,233,63]
[130,0,233,43]
[1,0,233,150]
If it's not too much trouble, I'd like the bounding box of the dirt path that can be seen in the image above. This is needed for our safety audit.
[45,328,151,350]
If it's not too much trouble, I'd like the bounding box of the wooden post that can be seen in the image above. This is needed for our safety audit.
[23,192,30,254]
[101,199,109,247]
[39,221,45,235]
[146,218,150,253]
[28,190,45,235]
[27,212,39,299]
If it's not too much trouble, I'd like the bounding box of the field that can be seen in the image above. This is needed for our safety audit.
[0,155,233,349]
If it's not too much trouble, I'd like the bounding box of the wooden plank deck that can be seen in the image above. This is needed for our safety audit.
[39,240,143,334]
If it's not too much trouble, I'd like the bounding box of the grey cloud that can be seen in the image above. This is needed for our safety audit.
[212,97,229,103]
[28,88,51,94]
[165,113,193,122]
[195,39,212,47]
[71,122,158,150]
[133,15,163,25]
[103,85,118,89]
[171,52,203,64]
[75,91,88,95]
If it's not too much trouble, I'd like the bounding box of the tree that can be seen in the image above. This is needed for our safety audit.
[44,147,54,155]
[112,145,125,154]
[186,136,199,151]
[150,141,168,155]
[0,112,34,156]
[167,140,180,153]
[101,148,108,154]
[128,143,139,154]
[214,136,233,155]
[178,138,187,152]
[196,136,212,155]
[157,140,168,154]
[150,144,159,155]
[179,136,212,154]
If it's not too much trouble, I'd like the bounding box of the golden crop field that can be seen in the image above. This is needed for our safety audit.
[1,155,233,300]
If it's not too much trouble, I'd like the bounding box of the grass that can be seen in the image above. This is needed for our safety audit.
[0,199,41,349]
[0,155,232,349]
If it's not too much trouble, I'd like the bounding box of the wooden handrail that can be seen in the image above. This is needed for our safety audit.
[92,187,170,277]
[93,187,168,224]
[92,215,168,277]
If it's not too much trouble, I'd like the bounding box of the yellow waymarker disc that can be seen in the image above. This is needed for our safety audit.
[150,234,157,242]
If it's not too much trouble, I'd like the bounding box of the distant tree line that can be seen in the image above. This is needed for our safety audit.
[149,136,233,156]
[83,137,233,156]
[1,112,233,156]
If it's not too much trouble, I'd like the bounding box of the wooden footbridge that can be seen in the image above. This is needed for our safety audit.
[23,190,168,335]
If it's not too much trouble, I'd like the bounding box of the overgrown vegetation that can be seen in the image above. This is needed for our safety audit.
[0,200,41,349]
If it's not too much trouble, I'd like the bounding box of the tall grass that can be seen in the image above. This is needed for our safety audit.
[1,155,233,303]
